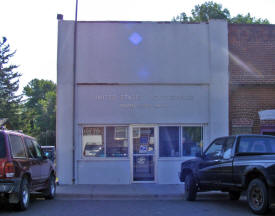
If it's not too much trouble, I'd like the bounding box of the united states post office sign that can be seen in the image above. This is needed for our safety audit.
[76,85,209,124]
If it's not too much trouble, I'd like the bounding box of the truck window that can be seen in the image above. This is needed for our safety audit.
[222,137,235,159]
[238,136,275,153]
[0,132,6,158]
[204,138,225,159]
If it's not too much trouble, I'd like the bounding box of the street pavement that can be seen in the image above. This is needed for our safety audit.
[0,193,275,216]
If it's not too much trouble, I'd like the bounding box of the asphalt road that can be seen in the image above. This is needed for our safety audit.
[0,193,275,216]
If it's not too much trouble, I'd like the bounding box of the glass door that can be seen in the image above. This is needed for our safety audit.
[131,127,155,182]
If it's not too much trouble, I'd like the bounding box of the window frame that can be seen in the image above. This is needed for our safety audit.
[222,137,236,160]
[203,138,226,160]
[81,124,205,160]
[158,126,180,158]
[236,136,275,154]
[24,137,36,159]
[9,134,27,159]
[158,124,205,159]
[81,125,130,160]
[32,139,43,159]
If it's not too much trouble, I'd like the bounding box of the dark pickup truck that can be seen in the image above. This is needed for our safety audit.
[179,135,275,214]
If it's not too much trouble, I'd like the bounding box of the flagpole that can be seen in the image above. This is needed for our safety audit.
[72,0,78,184]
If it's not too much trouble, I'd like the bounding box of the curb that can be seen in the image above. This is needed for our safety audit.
[56,193,185,200]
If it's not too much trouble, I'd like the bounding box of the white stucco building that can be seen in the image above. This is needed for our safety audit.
[56,19,229,184]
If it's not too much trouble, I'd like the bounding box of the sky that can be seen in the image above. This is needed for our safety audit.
[1,0,275,93]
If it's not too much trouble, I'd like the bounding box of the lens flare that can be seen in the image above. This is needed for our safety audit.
[129,32,143,46]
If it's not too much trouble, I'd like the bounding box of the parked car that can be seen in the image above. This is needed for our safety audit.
[179,134,275,214]
[0,129,56,210]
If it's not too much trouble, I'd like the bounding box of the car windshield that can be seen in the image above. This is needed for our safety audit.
[0,132,6,158]
[238,136,275,154]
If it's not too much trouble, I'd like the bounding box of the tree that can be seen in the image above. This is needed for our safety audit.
[230,13,269,24]
[172,1,270,24]
[0,37,21,128]
[22,79,56,146]
[23,79,56,109]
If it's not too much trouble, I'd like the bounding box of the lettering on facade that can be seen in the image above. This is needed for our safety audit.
[95,93,194,109]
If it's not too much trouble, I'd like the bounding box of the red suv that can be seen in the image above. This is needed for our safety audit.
[0,129,56,210]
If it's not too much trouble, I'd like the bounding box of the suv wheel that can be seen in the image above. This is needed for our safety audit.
[229,191,241,201]
[16,177,30,210]
[184,174,197,201]
[247,178,269,214]
[44,174,56,199]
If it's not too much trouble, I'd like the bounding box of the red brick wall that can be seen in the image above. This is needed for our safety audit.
[230,86,275,134]
[229,24,275,134]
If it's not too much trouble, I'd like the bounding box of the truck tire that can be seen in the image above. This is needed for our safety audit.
[184,174,197,201]
[247,178,269,214]
[16,177,30,211]
[229,191,241,201]
[44,174,56,200]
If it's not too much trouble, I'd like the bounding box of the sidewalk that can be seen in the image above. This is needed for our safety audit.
[56,184,186,200]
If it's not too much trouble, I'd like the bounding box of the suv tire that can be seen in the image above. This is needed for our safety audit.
[16,177,30,211]
[229,191,241,201]
[247,178,269,214]
[184,174,197,201]
[44,174,56,200]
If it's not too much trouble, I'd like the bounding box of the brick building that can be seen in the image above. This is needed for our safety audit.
[229,24,275,136]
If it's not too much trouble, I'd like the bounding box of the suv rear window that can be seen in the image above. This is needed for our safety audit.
[9,134,27,158]
[238,136,275,153]
[0,132,6,158]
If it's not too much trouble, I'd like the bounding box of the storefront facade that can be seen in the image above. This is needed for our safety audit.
[57,20,229,184]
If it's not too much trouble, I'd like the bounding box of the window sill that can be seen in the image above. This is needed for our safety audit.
[77,158,130,162]
[158,156,197,161]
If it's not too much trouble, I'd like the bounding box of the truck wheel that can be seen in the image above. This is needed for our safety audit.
[184,174,197,201]
[229,191,241,200]
[247,178,269,214]
[16,177,30,210]
[44,174,56,199]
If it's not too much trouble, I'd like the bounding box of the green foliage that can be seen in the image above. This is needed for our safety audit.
[0,37,22,129]
[172,1,270,24]
[22,79,56,146]
[191,1,230,22]
[229,13,269,24]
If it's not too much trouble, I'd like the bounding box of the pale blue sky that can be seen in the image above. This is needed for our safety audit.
[1,0,275,93]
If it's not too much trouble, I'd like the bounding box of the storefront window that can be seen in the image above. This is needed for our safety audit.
[182,127,203,156]
[106,126,128,157]
[159,126,180,157]
[83,127,104,157]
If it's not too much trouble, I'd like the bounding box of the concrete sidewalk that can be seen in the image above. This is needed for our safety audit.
[56,184,186,200]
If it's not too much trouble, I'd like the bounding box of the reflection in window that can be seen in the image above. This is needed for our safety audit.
[106,127,128,157]
[83,127,104,157]
[182,127,203,156]
[159,126,179,157]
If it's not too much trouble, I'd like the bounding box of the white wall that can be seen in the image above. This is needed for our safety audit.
[76,22,210,84]
[76,85,209,124]
[208,20,229,141]
[77,160,131,184]
[56,21,74,184]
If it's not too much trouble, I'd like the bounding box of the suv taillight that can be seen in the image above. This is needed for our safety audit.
[4,162,15,178]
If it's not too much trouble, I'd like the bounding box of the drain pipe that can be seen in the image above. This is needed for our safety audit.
[72,0,78,184]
